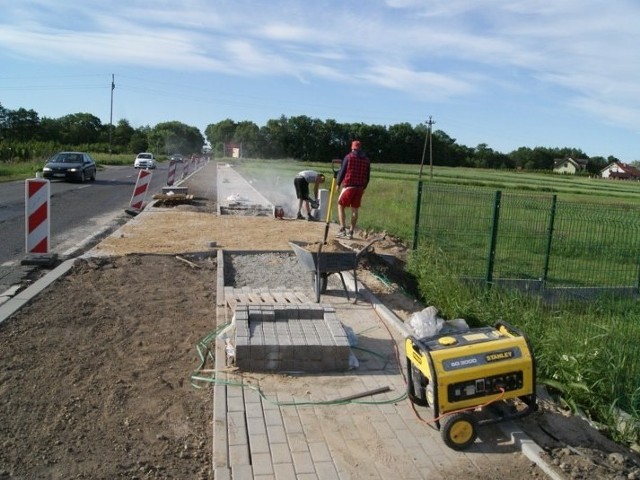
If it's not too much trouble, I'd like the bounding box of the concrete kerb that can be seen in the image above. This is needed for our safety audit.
[0,165,197,326]
[0,258,77,326]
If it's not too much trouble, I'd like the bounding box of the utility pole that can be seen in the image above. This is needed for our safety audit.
[427,116,436,180]
[414,116,435,251]
[418,116,436,180]
[109,74,115,161]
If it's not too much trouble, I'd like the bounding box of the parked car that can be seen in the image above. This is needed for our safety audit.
[134,152,156,169]
[169,154,183,163]
[42,151,97,183]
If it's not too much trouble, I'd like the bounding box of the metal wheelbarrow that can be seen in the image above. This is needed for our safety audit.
[289,238,378,303]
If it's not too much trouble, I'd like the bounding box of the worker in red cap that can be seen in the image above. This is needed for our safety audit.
[336,140,371,239]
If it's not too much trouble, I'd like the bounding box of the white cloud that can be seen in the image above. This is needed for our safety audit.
[1,0,640,153]
[360,65,475,99]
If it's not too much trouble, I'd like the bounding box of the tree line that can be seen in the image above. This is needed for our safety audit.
[0,102,621,172]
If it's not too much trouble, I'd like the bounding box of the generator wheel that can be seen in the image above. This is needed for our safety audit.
[406,358,428,406]
[440,413,478,451]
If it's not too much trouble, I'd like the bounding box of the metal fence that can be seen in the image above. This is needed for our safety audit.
[413,183,640,302]
[410,182,640,415]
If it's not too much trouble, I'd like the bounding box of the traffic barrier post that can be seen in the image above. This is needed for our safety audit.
[129,169,153,211]
[25,178,50,254]
[167,160,177,186]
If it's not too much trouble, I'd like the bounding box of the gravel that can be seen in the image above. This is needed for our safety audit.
[224,252,311,288]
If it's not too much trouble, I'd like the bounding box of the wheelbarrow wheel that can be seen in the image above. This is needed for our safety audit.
[440,412,478,451]
[313,272,328,296]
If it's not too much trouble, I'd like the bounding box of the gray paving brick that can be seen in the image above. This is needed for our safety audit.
[266,424,287,444]
[263,408,283,427]
[371,419,399,440]
[251,452,275,476]
[270,441,293,464]
[287,432,310,453]
[231,464,254,480]
[227,411,248,446]
[313,461,340,480]
[291,450,315,475]
[273,463,297,480]
[248,433,271,454]
[228,443,250,465]
[213,467,231,480]
[308,441,333,463]
[246,415,267,434]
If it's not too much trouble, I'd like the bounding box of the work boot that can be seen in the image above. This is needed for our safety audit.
[296,212,304,220]
[307,215,317,222]
[348,229,354,239]
[336,228,347,238]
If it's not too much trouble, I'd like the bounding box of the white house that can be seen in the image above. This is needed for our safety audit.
[553,157,588,174]
[600,161,640,180]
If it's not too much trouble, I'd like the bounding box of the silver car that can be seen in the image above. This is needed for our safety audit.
[134,152,157,169]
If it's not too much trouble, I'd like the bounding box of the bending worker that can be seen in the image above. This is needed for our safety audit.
[336,140,371,239]
[294,170,325,220]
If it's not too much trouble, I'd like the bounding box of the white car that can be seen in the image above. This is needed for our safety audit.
[134,152,156,169]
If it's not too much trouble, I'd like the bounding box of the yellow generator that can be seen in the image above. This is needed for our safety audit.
[405,320,536,450]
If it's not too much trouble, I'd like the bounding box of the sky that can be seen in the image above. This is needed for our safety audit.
[1,0,639,161]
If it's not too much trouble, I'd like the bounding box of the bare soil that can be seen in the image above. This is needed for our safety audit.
[2,197,639,479]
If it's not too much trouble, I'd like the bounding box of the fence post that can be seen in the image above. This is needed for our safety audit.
[542,195,557,286]
[412,180,424,250]
[485,190,502,286]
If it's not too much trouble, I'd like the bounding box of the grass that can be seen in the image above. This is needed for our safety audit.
[408,244,640,445]
[0,153,165,183]
[235,158,640,445]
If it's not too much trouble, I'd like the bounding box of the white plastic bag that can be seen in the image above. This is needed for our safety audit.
[442,318,469,333]
[409,306,443,338]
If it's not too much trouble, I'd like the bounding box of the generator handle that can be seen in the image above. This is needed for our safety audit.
[407,335,430,353]
[494,320,525,338]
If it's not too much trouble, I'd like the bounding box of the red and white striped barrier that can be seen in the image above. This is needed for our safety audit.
[167,160,177,186]
[25,178,50,254]
[181,159,191,179]
[129,169,153,211]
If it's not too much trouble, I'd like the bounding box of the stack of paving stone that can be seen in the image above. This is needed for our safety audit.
[234,304,352,372]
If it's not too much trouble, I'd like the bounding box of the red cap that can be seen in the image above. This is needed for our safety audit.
[351,140,361,150]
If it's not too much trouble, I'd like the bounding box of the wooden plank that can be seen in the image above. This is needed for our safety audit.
[224,286,238,309]
[257,291,277,304]
[288,287,313,303]
[235,292,251,304]
[247,291,265,304]
[225,286,314,307]
[270,291,291,304]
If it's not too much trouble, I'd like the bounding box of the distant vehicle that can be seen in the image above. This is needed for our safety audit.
[169,154,183,163]
[134,152,156,169]
[42,151,97,183]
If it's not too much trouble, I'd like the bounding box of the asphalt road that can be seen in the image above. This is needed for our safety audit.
[0,163,171,267]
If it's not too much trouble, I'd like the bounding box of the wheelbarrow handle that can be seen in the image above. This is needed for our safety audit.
[331,158,342,176]
[355,237,382,259]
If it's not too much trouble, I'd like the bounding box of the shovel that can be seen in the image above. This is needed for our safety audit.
[315,159,343,301]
